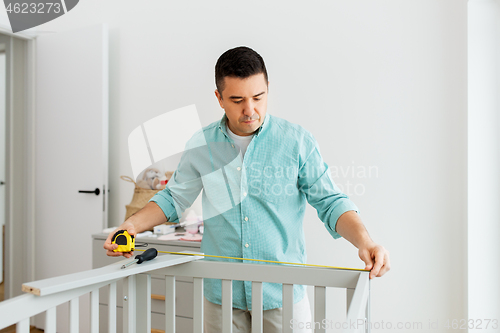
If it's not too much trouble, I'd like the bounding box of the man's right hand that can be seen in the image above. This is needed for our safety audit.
[103,220,137,258]
[103,202,168,258]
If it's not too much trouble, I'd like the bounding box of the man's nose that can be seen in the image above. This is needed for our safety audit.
[242,100,255,116]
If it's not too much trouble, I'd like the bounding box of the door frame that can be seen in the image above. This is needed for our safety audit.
[0,23,37,299]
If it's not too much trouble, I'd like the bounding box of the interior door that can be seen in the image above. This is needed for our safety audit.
[35,24,108,332]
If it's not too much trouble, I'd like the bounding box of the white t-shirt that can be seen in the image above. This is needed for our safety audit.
[226,124,254,158]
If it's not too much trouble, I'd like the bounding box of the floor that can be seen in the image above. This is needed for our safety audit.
[0,283,44,333]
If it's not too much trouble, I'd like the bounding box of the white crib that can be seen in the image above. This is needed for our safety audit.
[0,251,370,333]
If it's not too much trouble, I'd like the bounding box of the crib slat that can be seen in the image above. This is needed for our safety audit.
[45,307,56,333]
[366,283,371,333]
[123,275,137,333]
[193,277,204,333]
[282,284,293,333]
[69,297,79,333]
[90,289,99,333]
[314,286,326,333]
[346,288,354,313]
[165,276,176,333]
[251,281,263,333]
[136,274,151,332]
[346,273,369,324]
[108,282,117,333]
[16,318,30,333]
[222,279,233,333]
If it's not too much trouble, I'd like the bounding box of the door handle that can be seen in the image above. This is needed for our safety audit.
[78,188,100,196]
[0,181,4,185]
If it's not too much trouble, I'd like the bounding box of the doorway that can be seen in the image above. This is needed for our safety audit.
[0,32,34,301]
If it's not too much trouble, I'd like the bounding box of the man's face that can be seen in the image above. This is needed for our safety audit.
[215,73,268,136]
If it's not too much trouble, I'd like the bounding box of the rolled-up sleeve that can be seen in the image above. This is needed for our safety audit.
[149,136,204,222]
[150,185,181,222]
[297,133,359,239]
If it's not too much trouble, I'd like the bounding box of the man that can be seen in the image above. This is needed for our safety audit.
[104,46,390,332]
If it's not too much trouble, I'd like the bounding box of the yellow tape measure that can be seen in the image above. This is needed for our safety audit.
[134,248,369,272]
[111,230,135,252]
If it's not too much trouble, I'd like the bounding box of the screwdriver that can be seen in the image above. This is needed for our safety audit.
[121,248,158,269]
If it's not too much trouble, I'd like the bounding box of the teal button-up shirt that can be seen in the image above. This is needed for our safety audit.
[150,113,359,311]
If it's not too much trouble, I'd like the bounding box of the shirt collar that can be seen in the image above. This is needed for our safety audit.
[218,113,270,138]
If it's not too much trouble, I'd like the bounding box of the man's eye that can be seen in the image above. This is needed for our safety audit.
[254,98,261,101]
[234,100,242,104]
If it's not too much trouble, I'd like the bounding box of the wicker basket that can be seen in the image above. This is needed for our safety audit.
[120,175,160,221]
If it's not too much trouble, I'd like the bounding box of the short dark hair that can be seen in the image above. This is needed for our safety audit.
[215,46,268,94]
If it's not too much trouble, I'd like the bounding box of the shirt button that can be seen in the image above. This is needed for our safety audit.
[237,167,241,171]
[243,192,247,197]
[245,243,249,248]
[244,217,248,221]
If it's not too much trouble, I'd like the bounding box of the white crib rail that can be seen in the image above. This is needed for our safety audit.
[0,252,370,333]
[155,260,370,333]
[0,279,113,332]
[0,251,202,332]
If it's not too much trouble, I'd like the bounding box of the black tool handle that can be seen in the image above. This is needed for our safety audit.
[135,248,158,264]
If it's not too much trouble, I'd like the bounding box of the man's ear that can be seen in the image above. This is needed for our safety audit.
[215,89,224,108]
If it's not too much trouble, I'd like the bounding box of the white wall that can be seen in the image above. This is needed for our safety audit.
[468,0,500,323]
[37,0,468,330]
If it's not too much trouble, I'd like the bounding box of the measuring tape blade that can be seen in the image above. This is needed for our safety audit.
[134,248,369,272]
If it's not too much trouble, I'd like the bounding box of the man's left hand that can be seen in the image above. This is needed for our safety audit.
[358,243,390,279]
